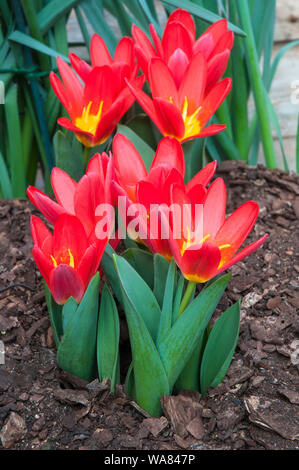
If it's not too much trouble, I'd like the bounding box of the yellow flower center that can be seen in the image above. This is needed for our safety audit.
[51,249,75,268]
[180,97,202,141]
[75,101,104,135]
[180,231,210,256]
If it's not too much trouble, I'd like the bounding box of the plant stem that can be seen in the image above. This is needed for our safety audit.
[178,281,196,317]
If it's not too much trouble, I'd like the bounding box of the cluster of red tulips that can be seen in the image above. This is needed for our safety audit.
[28,9,267,304]
[27,9,268,415]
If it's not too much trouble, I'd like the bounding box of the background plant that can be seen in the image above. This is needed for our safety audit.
[1,0,298,200]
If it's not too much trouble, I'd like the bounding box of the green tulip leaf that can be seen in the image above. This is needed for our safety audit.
[44,281,63,347]
[124,362,136,400]
[100,243,123,304]
[122,248,154,289]
[172,274,185,324]
[62,297,78,334]
[158,274,231,390]
[153,254,171,309]
[200,300,241,395]
[53,130,84,181]
[112,254,161,341]
[57,273,100,381]
[97,284,120,392]
[156,259,176,346]
[113,255,169,417]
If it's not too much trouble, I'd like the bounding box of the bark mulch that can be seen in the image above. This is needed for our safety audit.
[0,161,298,450]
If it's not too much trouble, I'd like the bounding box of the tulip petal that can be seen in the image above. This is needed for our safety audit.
[125,80,166,135]
[32,245,53,286]
[168,48,189,88]
[52,214,89,264]
[74,173,105,238]
[214,200,260,262]
[167,8,195,42]
[51,168,76,214]
[136,183,173,258]
[218,234,268,275]
[57,117,94,147]
[162,21,193,63]
[114,36,135,68]
[30,215,52,249]
[113,133,147,202]
[49,72,70,114]
[56,57,84,116]
[90,33,113,67]
[132,25,156,76]
[181,243,221,283]
[213,30,234,56]
[50,264,85,304]
[186,184,207,207]
[182,124,226,142]
[132,25,156,58]
[69,53,92,82]
[94,99,125,145]
[203,178,226,238]
[84,65,115,113]
[150,137,185,177]
[77,242,106,288]
[193,19,228,60]
[149,58,179,104]
[27,186,66,225]
[196,78,232,128]
[149,23,164,57]
[186,161,217,192]
[178,52,207,112]
[153,97,185,139]
[206,50,230,92]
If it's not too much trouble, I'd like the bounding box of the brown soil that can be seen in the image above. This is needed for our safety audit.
[0,161,298,450]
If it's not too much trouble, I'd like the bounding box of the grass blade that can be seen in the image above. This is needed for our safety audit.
[4,83,26,197]
[8,30,70,62]
[0,150,13,199]
[236,0,277,169]
[161,0,246,36]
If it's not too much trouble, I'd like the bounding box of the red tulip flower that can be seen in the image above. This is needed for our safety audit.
[112,133,216,258]
[126,55,231,142]
[128,9,233,142]
[50,56,144,147]
[31,214,107,304]
[69,34,138,85]
[132,8,234,92]
[27,152,114,243]
[160,178,268,283]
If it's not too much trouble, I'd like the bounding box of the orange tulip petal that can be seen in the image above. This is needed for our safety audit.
[149,58,179,104]
[50,264,85,304]
[203,178,226,238]
[181,243,221,282]
[167,8,195,42]
[126,80,167,135]
[69,52,92,82]
[162,21,193,63]
[113,133,147,198]
[150,137,185,177]
[153,97,185,139]
[214,200,260,257]
[90,33,113,67]
[178,52,207,112]
[51,168,77,215]
[27,185,66,225]
[218,234,268,275]
[186,161,217,192]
